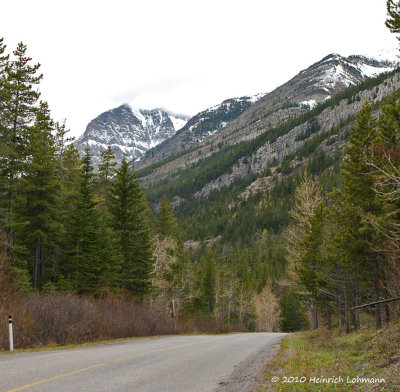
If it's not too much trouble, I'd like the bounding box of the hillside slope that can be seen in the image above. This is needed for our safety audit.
[139,67,400,243]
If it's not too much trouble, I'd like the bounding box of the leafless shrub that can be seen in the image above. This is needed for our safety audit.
[0,293,244,350]
[0,293,176,350]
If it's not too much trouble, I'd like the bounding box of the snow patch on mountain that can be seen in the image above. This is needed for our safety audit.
[170,116,187,132]
[301,99,317,109]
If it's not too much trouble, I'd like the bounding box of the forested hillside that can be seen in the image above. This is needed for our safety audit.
[138,65,400,331]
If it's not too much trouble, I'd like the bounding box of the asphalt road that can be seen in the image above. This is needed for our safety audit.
[0,333,286,392]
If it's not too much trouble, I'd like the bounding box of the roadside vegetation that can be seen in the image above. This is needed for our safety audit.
[261,321,400,392]
[0,293,248,351]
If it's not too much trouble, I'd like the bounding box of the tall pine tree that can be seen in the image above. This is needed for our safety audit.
[65,148,121,293]
[18,102,62,289]
[96,146,117,208]
[157,195,177,238]
[333,102,383,329]
[109,158,153,298]
[0,42,42,251]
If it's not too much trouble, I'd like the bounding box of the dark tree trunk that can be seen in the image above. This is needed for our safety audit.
[33,235,40,290]
[40,243,45,288]
[355,289,360,330]
[350,291,357,331]
[337,292,344,330]
[381,268,391,325]
[373,259,382,329]
[344,285,349,334]
[311,308,318,330]
[325,298,331,330]
[310,299,318,330]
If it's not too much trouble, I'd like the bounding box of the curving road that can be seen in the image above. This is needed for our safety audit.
[0,333,286,392]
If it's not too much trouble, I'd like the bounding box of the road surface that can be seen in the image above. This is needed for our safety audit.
[0,333,286,392]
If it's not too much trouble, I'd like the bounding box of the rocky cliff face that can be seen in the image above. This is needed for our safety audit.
[75,105,188,167]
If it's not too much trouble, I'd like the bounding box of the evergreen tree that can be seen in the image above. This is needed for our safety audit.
[0,38,10,246]
[157,195,177,237]
[54,120,74,166]
[109,158,153,298]
[18,102,62,289]
[0,37,9,108]
[51,126,82,288]
[66,147,99,292]
[280,290,309,332]
[96,146,116,208]
[201,253,216,314]
[366,93,400,257]
[66,148,121,293]
[341,102,377,209]
[386,0,400,40]
[57,142,82,217]
[340,101,383,329]
[0,42,42,250]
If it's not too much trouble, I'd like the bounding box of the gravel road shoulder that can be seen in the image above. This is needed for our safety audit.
[216,333,287,392]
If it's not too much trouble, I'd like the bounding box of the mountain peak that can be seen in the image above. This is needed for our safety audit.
[323,53,344,60]
[75,105,188,167]
[118,103,131,109]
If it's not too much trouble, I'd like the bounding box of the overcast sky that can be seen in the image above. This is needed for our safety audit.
[2,0,399,138]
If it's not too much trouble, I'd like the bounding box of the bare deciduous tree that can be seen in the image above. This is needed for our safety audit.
[254,283,280,332]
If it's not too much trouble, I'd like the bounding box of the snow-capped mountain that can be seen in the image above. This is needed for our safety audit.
[75,105,189,167]
[239,53,398,119]
[286,53,397,109]
[308,54,395,92]
[134,94,264,169]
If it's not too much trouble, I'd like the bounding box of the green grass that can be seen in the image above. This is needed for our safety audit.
[260,321,400,392]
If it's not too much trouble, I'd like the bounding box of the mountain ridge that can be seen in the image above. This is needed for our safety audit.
[134,94,264,169]
[135,53,397,190]
[76,53,397,170]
